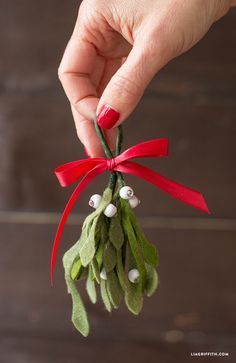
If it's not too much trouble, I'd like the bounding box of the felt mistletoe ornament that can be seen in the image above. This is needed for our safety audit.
[51,114,209,336]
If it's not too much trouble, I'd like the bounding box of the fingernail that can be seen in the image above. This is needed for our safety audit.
[97,104,120,129]
[84,147,90,158]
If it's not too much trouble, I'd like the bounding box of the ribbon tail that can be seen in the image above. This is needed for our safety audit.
[116,161,210,214]
[50,163,106,285]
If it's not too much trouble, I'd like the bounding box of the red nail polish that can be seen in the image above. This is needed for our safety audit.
[97,104,120,129]
[84,147,90,158]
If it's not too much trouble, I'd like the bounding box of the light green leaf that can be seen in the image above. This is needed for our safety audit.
[100,279,112,312]
[63,242,89,337]
[70,258,82,281]
[145,265,159,297]
[91,258,100,283]
[96,239,106,268]
[86,267,97,304]
[81,188,113,233]
[79,236,96,267]
[79,215,99,266]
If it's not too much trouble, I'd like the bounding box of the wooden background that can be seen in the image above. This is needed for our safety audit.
[0,1,235,362]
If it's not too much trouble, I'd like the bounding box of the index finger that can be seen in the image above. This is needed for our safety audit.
[58,34,100,120]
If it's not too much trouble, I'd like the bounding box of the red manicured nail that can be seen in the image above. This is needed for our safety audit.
[97,104,120,129]
[84,147,90,158]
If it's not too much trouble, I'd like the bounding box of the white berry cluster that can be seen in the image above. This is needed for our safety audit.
[119,186,140,209]
[99,266,140,284]
[88,185,140,218]
[89,194,117,217]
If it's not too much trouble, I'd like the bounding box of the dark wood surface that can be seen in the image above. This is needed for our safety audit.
[0,1,236,362]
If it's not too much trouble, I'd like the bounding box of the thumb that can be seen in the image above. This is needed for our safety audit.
[96,41,162,129]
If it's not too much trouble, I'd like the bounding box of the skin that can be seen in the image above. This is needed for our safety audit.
[58,0,236,157]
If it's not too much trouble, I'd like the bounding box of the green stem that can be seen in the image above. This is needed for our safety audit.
[115,126,125,183]
[94,114,113,159]
[93,113,125,190]
[94,114,116,190]
[115,126,123,156]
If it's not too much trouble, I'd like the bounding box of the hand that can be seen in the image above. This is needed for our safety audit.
[58,0,234,157]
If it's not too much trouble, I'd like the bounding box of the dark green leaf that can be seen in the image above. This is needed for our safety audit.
[130,212,159,267]
[124,284,143,315]
[106,270,122,308]
[103,242,117,272]
[116,248,129,292]
[116,248,143,315]
[109,215,124,250]
[121,201,146,290]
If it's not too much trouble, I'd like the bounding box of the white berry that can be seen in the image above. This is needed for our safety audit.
[128,269,140,283]
[100,268,107,280]
[119,186,134,200]
[128,195,140,209]
[104,203,117,218]
[89,194,102,209]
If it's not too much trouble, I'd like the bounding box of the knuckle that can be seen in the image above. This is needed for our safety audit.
[57,64,65,83]
[111,73,141,101]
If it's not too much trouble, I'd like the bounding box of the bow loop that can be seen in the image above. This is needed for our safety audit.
[55,158,104,187]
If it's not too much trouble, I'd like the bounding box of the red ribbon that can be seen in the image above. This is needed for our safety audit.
[51,138,209,283]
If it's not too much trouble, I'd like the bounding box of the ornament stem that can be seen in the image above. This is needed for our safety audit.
[94,113,113,159]
[94,113,117,190]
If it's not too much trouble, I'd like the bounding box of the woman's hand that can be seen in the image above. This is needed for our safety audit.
[58,0,234,157]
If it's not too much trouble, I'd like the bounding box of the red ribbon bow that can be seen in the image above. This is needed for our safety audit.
[51,138,209,283]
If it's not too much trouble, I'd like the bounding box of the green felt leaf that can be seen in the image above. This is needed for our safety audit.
[124,284,143,315]
[100,214,109,243]
[109,215,124,250]
[145,265,159,297]
[79,189,113,267]
[79,215,99,267]
[103,241,117,272]
[116,248,143,315]
[80,267,88,279]
[70,258,82,281]
[91,258,100,283]
[100,279,112,312]
[63,241,89,337]
[106,270,122,308]
[130,210,159,267]
[95,239,106,268]
[127,243,136,270]
[86,268,97,304]
[79,235,96,267]
[116,248,129,292]
[82,188,113,233]
[121,200,146,290]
